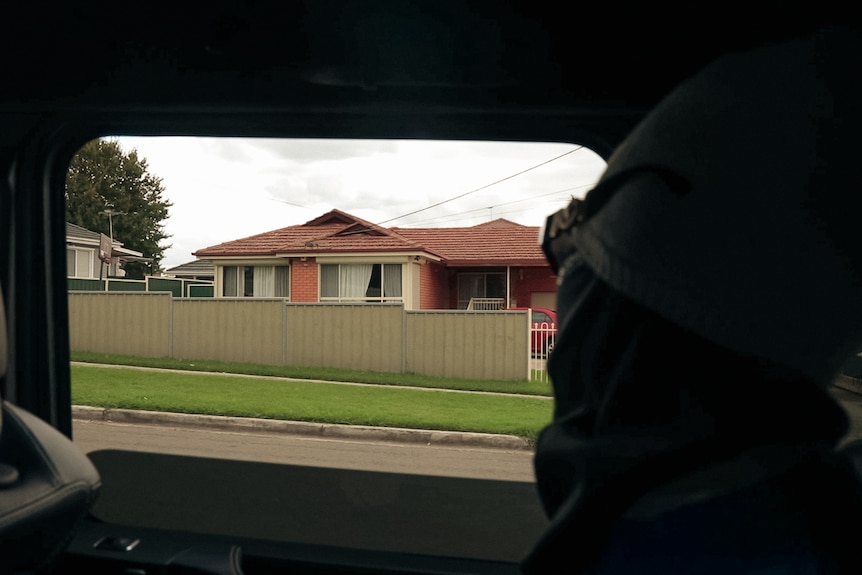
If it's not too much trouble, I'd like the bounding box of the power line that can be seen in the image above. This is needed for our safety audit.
[269,197,311,209]
[395,182,594,227]
[376,146,584,226]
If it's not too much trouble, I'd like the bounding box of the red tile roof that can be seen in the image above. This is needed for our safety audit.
[393,219,545,266]
[194,209,547,267]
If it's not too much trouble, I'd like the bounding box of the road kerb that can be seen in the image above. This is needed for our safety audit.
[72,405,533,451]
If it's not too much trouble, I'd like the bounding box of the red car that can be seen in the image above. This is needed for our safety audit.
[510,307,558,356]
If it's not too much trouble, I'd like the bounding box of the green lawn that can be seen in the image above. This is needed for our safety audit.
[71,351,554,395]
[71,363,554,443]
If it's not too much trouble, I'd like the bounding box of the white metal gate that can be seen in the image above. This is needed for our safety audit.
[529,319,556,383]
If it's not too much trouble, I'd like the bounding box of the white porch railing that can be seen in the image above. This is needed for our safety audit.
[466,297,506,310]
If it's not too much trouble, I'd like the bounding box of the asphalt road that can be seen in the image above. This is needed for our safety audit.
[72,418,537,482]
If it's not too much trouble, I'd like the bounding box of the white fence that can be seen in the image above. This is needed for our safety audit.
[529,318,556,383]
[466,298,506,310]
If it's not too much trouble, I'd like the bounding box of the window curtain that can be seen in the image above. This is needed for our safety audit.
[274,266,290,298]
[254,266,275,297]
[77,249,92,278]
[223,266,238,297]
[383,264,402,297]
[320,265,338,298]
[340,264,373,299]
[66,249,76,276]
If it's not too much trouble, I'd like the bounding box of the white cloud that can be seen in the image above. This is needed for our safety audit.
[116,136,607,269]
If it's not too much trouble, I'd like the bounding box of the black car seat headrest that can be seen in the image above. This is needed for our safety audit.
[0,281,101,574]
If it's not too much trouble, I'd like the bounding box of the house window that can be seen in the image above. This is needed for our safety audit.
[458,271,506,309]
[320,263,402,302]
[222,265,290,298]
[66,247,94,278]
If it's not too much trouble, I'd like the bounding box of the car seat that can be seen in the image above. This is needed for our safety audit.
[0,282,101,574]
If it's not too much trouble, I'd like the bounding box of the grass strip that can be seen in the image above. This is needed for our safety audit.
[72,365,553,442]
[70,351,554,396]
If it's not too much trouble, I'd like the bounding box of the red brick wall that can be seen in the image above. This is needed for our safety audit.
[419,262,450,309]
[291,258,319,302]
[509,266,557,309]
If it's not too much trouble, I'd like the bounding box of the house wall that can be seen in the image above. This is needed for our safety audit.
[291,257,319,302]
[419,262,449,309]
[405,262,420,311]
[509,267,557,310]
[214,265,224,296]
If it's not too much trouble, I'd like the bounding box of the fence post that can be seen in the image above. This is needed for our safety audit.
[401,305,407,374]
[526,308,532,381]
[282,301,288,366]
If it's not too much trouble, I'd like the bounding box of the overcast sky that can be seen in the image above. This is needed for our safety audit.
[115,137,608,269]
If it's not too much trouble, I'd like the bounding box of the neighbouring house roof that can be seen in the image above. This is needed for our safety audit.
[66,222,145,258]
[66,222,102,243]
[193,209,548,267]
[164,259,215,279]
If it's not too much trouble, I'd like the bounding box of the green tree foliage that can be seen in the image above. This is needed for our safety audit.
[66,139,172,278]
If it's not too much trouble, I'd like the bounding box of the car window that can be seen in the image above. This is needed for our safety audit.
[66,136,606,562]
[533,311,552,324]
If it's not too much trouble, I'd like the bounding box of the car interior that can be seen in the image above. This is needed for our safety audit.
[0,2,857,574]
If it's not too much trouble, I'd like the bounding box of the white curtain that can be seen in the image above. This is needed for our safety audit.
[383,264,402,297]
[320,265,338,298]
[254,266,275,297]
[274,266,290,298]
[223,266,238,297]
[340,264,373,299]
[78,249,93,278]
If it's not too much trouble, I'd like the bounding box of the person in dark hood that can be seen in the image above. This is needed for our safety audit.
[523,27,862,575]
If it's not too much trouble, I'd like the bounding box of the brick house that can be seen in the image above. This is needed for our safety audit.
[192,209,556,310]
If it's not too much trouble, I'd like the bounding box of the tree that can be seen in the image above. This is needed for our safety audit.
[65,138,172,278]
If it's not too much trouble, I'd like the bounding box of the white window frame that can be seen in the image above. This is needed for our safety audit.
[319,263,403,303]
[66,246,95,278]
[221,264,290,298]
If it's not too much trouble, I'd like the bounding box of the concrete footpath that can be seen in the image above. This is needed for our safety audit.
[71,405,534,451]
